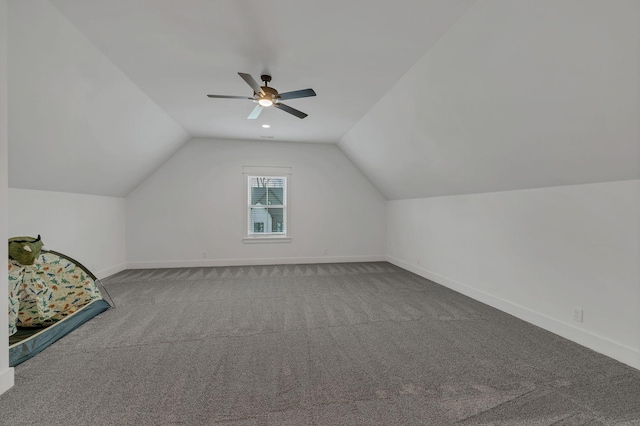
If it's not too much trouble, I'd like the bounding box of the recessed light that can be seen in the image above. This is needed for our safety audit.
[261,124,271,128]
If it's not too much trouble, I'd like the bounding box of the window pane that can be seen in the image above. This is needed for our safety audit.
[267,208,284,233]
[268,187,284,205]
[267,177,285,188]
[249,177,285,205]
[250,207,267,233]
[250,207,284,234]
[251,187,266,205]
[249,176,285,206]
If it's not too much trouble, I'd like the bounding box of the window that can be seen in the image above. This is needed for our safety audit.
[248,176,286,235]
[243,166,291,243]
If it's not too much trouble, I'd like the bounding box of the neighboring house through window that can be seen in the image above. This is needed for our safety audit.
[243,166,291,243]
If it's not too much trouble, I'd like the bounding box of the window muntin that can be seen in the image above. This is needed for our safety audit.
[248,176,287,235]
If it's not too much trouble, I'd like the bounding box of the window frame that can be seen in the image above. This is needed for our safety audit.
[242,166,292,243]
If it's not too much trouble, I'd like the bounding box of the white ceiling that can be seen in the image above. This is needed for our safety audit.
[341,0,640,199]
[8,0,191,197]
[8,0,639,199]
[49,0,476,143]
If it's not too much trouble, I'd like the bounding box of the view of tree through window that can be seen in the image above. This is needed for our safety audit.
[248,176,286,234]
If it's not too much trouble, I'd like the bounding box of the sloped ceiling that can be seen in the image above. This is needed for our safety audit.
[340,0,640,200]
[48,0,475,144]
[9,0,476,197]
[8,0,190,197]
[9,0,639,200]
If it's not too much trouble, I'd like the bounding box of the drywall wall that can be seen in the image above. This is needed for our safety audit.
[8,0,189,197]
[126,138,386,267]
[0,0,14,396]
[8,189,126,279]
[340,0,640,199]
[387,180,640,369]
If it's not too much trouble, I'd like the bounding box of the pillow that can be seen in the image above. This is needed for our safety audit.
[8,235,43,265]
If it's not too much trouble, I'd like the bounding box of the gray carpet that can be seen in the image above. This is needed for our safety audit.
[1,262,639,425]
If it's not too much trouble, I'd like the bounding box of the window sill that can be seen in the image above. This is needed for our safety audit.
[243,236,292,244]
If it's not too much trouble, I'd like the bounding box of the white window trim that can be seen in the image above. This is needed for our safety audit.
[242,166,292,243]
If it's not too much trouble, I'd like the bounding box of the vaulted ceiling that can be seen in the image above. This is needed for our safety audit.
[49,0,475,143]
[7,0,639,199]
[340,0,640,199]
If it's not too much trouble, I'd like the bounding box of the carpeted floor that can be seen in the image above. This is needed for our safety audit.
[1,262,639,425]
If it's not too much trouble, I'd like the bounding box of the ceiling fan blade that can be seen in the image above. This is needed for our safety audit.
[238,72,265,96]
[278,88,316,101]
[207,95,253,99]
[274,103,308,119]
[247,104,263,120]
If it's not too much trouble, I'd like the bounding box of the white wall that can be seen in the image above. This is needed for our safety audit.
[387,180,640,369]
[126,138,386,267]
[8,189,127,279]
[0,0,14,396]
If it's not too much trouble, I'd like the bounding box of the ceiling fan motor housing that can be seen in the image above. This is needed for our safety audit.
[258,86,279,101]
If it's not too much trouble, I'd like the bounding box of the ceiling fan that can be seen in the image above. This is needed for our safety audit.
[207,72,316,119]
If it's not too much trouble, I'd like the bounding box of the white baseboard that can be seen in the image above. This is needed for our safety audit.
[95,263,128,280]
[0,367,14,395]
[127,255,386,269]
[387,256,640,371]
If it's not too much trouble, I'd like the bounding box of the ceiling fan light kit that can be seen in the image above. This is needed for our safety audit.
[208,72,316,119]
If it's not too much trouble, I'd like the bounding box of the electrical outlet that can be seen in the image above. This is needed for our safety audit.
[323,248,328,255]
[572,308,583,323]
[202,252,207,259]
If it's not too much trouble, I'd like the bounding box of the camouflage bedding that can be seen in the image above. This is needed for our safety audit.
[8,251,103,336]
